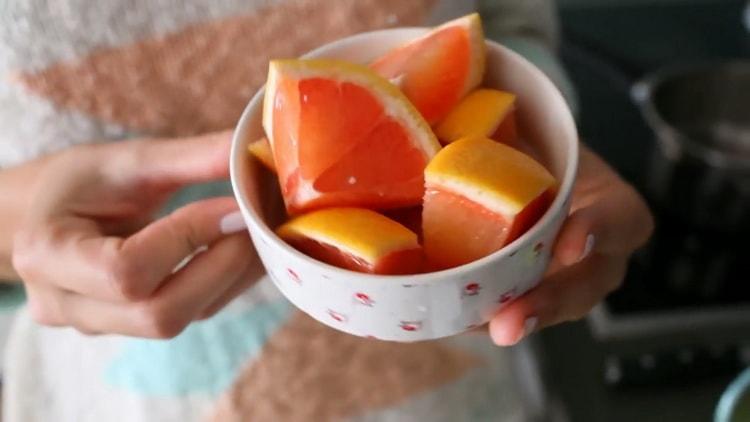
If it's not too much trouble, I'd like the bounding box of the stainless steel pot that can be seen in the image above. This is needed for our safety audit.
[632,62,750,232]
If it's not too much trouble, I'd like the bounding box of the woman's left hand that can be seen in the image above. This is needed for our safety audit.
[489,145,654,346]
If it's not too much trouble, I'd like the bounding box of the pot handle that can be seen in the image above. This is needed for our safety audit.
[630,79,651,106]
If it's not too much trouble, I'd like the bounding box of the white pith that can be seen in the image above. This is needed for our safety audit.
[425,173,525,218]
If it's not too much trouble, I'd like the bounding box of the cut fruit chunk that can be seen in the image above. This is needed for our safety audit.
[277,207,423,275]
[247,137,276,172]
[435,89,518,145]
[371,13,485,125]
[423,137,557,270]
[382,206,423,241]
[263,59,441,214]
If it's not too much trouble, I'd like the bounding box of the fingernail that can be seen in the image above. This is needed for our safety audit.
[518,316,538,343]
[220,211,246,234]
[578,234,595,263]
[523,316,538,337]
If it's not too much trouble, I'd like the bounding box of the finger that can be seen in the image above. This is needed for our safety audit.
[105,130,234,189]
[109,198,246,299]
[59,232,254,338]
[464,324,489,336]
[19,197,243,302]
[197,268,258,320]
[489,255,627,346]
[552,185,652,270]
[25,284,103,336]
[572,148,654,254]
[98,214,155,237]
[551,207,598,268]
[142,231,255,332]
[24,283,66,327]
[72,197,244,301]
[198,247,264,320]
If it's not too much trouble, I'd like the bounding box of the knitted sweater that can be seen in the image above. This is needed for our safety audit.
[0,1,573,421]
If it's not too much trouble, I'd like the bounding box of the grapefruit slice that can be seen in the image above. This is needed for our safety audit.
[435,89,518,145]
[247,136,276,172]
[263,59,441,214]
[382,206,423,241]
[276,208,423,275]
[422,137,557,270]
[371,13,485,125]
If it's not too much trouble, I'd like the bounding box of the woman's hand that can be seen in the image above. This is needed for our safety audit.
[11,131,262,338]
[489,145,654,345]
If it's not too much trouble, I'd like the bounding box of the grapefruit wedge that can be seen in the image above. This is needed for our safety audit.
[435,89,518,145]
[263,59,441,214]
[371,13,485,125]
[276,208,423,275]
[423,137,557,270]
[247,136,276,172]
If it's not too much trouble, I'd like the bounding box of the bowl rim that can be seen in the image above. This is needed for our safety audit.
[230,27,579,283]
[715,367,750,422]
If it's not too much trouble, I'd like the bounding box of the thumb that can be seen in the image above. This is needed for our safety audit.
[110,196,248,300]
[107,130,234,188]
[552,184,654,267]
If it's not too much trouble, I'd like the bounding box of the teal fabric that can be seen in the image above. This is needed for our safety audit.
[105,299,292,396]
[0,284,25,311]
[160,181,234,214]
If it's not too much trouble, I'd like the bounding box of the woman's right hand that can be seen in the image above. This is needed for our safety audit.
[11,131,263,338]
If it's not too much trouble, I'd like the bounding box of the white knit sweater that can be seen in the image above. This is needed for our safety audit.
[0,1,569,421]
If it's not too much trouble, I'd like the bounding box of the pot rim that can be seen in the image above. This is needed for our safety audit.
[631,60,750,171]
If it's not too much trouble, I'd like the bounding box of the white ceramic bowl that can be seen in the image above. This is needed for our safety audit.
[230,28,579,342]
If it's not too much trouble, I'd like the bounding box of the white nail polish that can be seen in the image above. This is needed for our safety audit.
[522,316,538,338]
[578,234,596,263]
[220,211,246,234]
[512,317,539,345]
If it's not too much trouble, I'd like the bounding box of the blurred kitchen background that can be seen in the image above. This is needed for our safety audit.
[517,0,750,421]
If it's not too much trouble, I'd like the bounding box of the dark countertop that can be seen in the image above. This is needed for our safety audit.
[537,321,738,422]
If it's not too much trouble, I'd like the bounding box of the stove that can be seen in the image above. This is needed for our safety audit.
[528,1,750,421]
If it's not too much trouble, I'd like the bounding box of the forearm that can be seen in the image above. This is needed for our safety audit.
[0,157,50,281]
